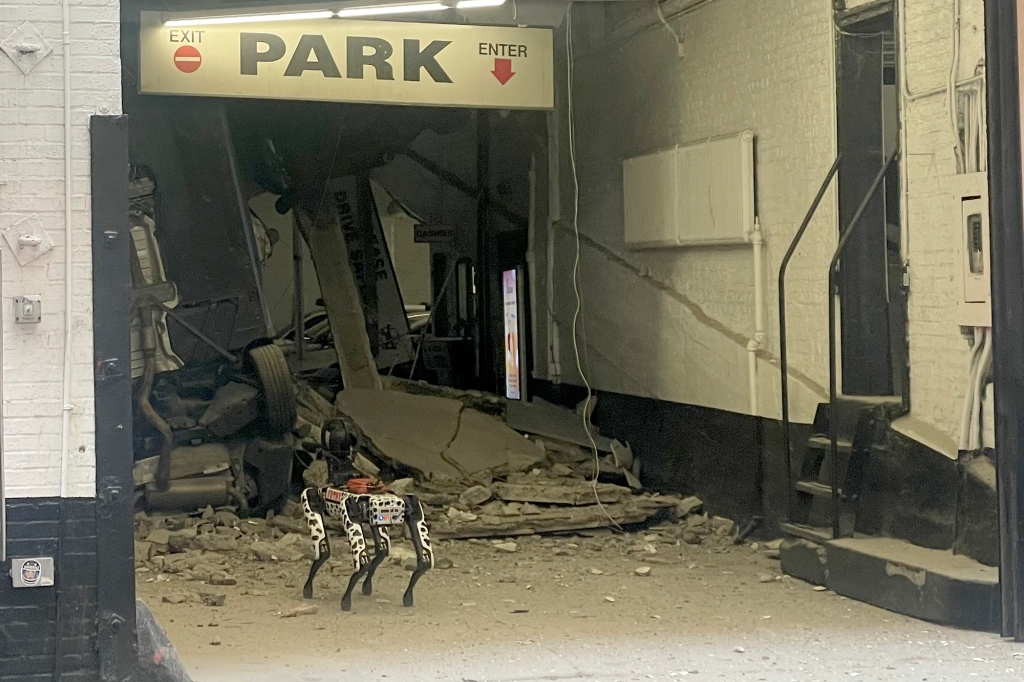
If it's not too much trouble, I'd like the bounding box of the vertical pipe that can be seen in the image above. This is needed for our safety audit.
[293,219,304,365]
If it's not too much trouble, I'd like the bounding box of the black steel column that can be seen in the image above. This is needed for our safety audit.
[91,115,138,678]
[985,0,1024,641]
[475,111,493,390]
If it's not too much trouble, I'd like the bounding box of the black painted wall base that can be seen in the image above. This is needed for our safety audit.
[533,381,998,558]
[0,497,99,682]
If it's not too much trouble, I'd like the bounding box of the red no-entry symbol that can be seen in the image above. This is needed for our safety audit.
[173,45,202,73]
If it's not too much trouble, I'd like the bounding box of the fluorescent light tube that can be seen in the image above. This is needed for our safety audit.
[455,0,505,8]
[165,10,334,27]
[336,2,448,17]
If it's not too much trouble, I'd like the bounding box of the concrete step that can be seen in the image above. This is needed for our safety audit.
[807,435,854,452]
[780,534,1000,631]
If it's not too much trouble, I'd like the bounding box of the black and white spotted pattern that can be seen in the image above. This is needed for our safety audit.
[299,485,434,611]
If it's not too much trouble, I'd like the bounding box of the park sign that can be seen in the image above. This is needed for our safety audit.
[139,11,554,109]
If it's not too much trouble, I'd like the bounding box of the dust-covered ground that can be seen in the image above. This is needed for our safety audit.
[137,528,1024,682]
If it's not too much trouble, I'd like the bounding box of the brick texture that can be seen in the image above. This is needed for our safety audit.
[0,498,99,681]
[544,0,983,442]
[0,0,122,498]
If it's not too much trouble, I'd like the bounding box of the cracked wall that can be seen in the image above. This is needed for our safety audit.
[538,0,983,442]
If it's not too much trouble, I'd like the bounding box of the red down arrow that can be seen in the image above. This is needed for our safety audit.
[492,58,515,85]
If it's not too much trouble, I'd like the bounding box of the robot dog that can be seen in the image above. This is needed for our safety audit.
[300,419,433,611]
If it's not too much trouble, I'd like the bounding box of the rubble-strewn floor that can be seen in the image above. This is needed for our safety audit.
[137,530,1024,682]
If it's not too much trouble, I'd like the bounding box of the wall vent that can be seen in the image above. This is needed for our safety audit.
[623,130,755,248]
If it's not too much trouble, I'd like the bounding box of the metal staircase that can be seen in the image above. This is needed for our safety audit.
[778,146,900,539]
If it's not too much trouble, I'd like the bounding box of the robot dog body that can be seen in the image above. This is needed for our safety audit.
[300,474,433,610]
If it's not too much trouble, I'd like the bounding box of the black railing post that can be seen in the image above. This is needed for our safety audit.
[779,156,841,522]
[826,146,899,538]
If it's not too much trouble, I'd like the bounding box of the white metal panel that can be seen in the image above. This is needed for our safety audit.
[676,131,755,246]
[952,172,991,327]
[622,131,755,249]
[623,147,679,247]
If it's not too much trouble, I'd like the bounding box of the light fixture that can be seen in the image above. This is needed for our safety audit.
[455,0,505,8]
[335,2,448,17]
[164,10,334,27]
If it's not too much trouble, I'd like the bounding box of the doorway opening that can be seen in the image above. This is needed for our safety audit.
[835,6,909,400]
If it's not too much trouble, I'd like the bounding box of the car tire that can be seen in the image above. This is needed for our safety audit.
[249,344,296,434]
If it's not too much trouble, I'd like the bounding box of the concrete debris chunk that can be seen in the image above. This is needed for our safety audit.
[675,496,704,517]
[494,541,519,553]
[192,533,239,553]
[210,572,237,586]
[389,477,415,497]
[199,593,226,607]
[146,529,171,549]
[635,566,652,577]
[281,604,318,618]
[446,508,479,523]
[550,463,573,478]
[458,485,493,508]
[711,516,736,537]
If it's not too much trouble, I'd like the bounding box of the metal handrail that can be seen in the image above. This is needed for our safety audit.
[827,145,900,537]
[779,155,841,523]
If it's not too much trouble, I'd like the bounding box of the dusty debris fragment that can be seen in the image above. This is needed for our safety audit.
[813,585,828,592]
[765,539,783,551]
[675,496,703,517]
[550,463,573,478]
[446,508,479,523]
[710,516,736,537]
[281,604,318,618]
[210,638,221,646]
[589,568,604,575]
[192,533,239,553]
[146,529,171,550]
[734,646,746,654]
[459,485,493,508]
[604,596,616,603]
[389,477,415,497]
[210,572,237,586]
[200,593,226,607]
[494,541,519,553]
[435,557,454,569]
[635,566,652,577]
[303,459,330,488]
[161,594,189,605]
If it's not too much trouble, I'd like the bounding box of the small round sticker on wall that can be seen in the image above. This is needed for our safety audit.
[21,560,41,586]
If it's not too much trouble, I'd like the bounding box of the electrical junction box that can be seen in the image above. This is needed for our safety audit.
[953,173,991,328]
[10,557,55,588]
[13,295,41,324]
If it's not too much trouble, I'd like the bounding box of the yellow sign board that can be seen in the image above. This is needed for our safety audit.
[138,11,554,109]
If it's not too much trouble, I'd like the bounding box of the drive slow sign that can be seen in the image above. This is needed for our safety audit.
[139,12,554,109]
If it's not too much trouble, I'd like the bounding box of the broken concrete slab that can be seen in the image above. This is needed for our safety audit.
[505,397,614,452]
[295,206,381,391]
[431,496,678,539]
[493,479,632,506]
[335,389,544,479]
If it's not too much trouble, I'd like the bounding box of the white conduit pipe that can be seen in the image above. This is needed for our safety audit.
[958,328,985,451]
[60,0,74,499]
[968,329,993,452]
[747,218,764,417]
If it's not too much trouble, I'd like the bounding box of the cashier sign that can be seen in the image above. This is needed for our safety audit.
[139,11,554,109]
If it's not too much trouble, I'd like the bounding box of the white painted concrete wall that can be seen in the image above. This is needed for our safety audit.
[541,0,984,445]
[0,0,122,498]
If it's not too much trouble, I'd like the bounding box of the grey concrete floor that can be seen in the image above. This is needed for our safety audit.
[142,532,1024,682]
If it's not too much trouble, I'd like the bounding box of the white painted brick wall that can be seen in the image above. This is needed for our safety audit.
[546,0,982,442]
[1,0,122,498]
